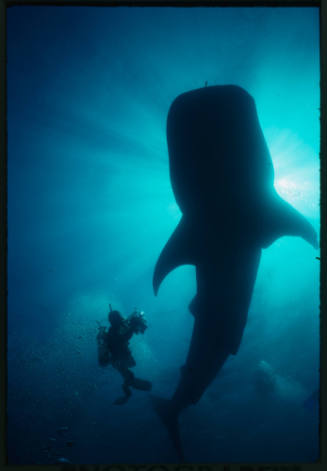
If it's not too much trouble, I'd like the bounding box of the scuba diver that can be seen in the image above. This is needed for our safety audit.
[96,304,152,405]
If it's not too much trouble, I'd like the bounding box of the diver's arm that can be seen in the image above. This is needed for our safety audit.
[121,323,135,341]
[126,310,147,336]
[97,326,106,342]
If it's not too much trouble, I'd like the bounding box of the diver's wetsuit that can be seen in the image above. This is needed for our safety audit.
[98,317,151,405]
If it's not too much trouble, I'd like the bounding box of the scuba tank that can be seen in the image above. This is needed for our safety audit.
[96,323,112,367]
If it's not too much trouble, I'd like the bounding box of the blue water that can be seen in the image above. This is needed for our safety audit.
[7,6,320,464]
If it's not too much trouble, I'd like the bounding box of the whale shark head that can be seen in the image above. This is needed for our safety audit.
[166,85,275,217]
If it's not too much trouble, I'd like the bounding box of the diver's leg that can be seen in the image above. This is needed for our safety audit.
[113,383,132,405]
[121,353,152,391]
[113,368,133,405]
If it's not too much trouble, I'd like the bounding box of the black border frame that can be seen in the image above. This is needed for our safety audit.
[0,1,325,470]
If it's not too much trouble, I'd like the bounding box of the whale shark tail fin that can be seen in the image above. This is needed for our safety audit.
[151,395,185,462]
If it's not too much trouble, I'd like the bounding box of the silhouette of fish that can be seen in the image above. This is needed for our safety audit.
[152,85,318,460]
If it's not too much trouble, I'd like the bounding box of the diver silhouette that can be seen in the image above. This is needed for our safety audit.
[97,305,152,405]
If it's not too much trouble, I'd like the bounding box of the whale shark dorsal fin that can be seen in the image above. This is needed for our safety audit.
[153,217,196,295]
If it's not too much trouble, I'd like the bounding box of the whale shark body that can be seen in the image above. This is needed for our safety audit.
[152,85,317,460]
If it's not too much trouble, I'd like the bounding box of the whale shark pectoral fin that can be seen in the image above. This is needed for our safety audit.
[153,217,196,295]
[262,194,318,249]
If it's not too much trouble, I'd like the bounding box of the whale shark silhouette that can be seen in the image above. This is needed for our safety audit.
[152,85,318,461]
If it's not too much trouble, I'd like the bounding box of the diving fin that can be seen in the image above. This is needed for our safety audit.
[131,378,152,391]
[151,395,185,462]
